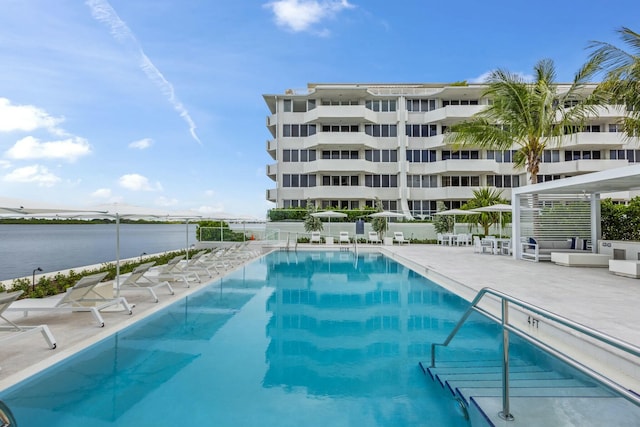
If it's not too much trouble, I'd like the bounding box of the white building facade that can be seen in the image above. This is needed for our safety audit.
[264,83,638,218]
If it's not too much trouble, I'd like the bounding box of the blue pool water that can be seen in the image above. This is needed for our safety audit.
[0,251,510,426]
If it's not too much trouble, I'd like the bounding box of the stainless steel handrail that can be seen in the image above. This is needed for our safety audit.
[0,400,16,426]
[430,287,640,421]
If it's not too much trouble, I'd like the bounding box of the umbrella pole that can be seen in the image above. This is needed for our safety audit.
[116,213,120,298]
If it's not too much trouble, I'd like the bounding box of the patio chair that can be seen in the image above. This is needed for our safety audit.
[145,255,201,287]
[436,233,445,245]
[393,231,409,245]
[6,272,133,328]
[339,231,350,245]
[117,262,174,303]
[310,231,321,244]
[0,290,57,350]
[456,233,470,246]
[368,231,382,244]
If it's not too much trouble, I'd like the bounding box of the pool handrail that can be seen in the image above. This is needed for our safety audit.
[430,286,640,421]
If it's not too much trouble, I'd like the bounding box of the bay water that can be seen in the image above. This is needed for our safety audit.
[0,223,197,281]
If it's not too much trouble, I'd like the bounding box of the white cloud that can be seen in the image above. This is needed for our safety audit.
[91,188,112,198]
[3,164,61,187]
[0,98,65,134]
[86,0,201,144]
[155,196,178,207]
[118,173,162,191]
[204,189,216,197]
[128,138,153,150]
[5,136,91,162]
[0,160,11,169]
[264,0,354,33]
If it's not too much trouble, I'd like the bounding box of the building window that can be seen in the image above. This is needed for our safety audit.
[322,175,359,186]
[610,150,640,162]
[541,150,560,163]
[365,149,397,162]
[405,124,438,137]
[487,150,517,163]
[321,124,359,132]
[282,199,308,208]
[406,150,436,163]
[321,150,359,160]
[406,99,437,112]
[442,99,479,106]
[366,100,397,112]
[282,174,316,187]
[408,200,438,218]
[441,176,480,187]
[364,175,398,188]
[282,124,317,137]
[366,200,398,210]
[321,99,359,106]
[538,175,561,183]
[442,150,479,160]
[407,175,438,188]
[365,124,397,137]
[487,175,521,188]
[283,149,316,162]
[564,150,601,161]
[609,123,623,132]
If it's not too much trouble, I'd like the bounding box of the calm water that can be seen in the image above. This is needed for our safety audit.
[0,251,491,427]
[0,224,197,281]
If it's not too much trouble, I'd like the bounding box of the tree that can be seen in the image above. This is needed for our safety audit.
[433,202,454,233]
[588,27,640,138]
[445,59,603,184]
[462,188,508,236]
[370,198,388,239]
[303,200,323,233]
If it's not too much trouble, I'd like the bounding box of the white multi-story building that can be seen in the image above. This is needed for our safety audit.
[264,83,638,218]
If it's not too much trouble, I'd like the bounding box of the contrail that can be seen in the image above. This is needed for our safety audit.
[86,0,202,144]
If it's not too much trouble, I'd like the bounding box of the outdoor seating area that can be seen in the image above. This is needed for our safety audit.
[609,260,640,278]
[521,238,591,262]
[472,236,511,255]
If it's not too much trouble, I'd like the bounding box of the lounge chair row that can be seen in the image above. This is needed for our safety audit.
[0,244,262,371]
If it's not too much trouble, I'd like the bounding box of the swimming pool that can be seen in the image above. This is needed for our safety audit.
[1,250,512,426]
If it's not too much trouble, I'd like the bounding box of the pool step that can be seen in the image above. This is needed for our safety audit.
[420,360,640,425]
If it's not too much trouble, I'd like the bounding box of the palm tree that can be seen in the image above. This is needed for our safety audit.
[462,188,508,236]
[303,200,323,233]
[445,59,603,184]
[587,27,640,137]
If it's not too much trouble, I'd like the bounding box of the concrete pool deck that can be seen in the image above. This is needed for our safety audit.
[1,244,639,396]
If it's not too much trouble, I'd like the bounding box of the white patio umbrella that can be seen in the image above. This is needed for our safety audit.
[434,208,477,233]
[310,210,347,237]
[471,203,512,237]
[368,211,407,237]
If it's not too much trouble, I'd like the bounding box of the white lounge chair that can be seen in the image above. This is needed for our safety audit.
[339,231,350,245]
[393,231,409,245]
[368,231,382,244]
[0,290,57,350]
[310,231,321,244]
[145,255,201,287]
[117,262,174,303]
[7,272,133,328]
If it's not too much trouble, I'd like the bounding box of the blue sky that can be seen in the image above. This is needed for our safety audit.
[0,0,637,219]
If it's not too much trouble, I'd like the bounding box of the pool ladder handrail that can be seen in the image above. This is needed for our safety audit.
[430,286,640,421]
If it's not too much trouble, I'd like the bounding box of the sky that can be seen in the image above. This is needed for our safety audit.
[0,0,638,219]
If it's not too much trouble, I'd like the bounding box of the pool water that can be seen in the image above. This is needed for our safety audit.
[0,251,511,426]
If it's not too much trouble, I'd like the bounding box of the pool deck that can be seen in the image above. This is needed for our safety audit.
[2,243,640,396]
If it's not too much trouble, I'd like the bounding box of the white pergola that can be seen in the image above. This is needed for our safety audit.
[511,164,640,259]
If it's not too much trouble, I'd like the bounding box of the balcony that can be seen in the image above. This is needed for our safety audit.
[304,105,379,124]
[301,132,379,149]
[540,159,629,175]
[302,186,396,200]
[266,188,276,202]
[302,160,398,175]
[423,105,485,124]
[409,159,499,174]
[267,163,277,180]
[266,139,277,159]
[407,187,478,200]
[267,114,277,127]
[553,132,628,148]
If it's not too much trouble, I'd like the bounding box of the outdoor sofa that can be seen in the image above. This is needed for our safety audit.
[521,237,591,262]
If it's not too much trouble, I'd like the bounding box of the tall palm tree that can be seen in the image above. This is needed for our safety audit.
[445,59,603,184]
[587,27,640,137]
